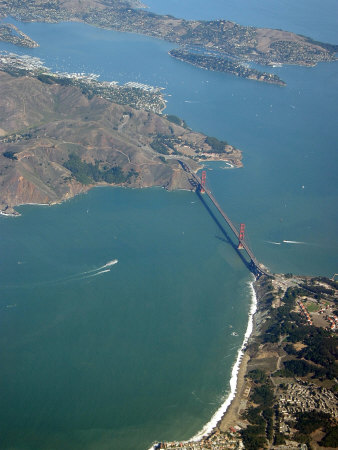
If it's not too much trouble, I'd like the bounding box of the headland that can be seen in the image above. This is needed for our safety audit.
[0,62,242,215]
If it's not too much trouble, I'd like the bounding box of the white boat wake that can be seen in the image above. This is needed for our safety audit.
[265,241,281,245]
[3,259,118,289]
[78,259,118,280]
[85,269,111,278]
[80,259,118,275]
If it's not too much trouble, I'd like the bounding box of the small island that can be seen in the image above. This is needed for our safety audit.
[169,49,286,86]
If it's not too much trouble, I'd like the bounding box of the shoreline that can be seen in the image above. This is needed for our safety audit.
[0,68,242,215]
[154,272,338,449]
[0,157,240,218]
[149,278,258,449]
[168,51,287,87]
[190,279,257,440]
[1,4,337,68]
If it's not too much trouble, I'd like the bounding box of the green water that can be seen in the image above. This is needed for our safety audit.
[0,0,337,447]
[1,188,252,449]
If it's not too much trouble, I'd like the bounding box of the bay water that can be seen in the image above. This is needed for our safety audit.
[0,1,337,448]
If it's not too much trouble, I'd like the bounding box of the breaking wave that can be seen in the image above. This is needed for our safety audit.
[190,279,257,441]
[149,278,257,449]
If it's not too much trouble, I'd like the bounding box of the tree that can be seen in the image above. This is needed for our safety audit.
[3,151,17,160]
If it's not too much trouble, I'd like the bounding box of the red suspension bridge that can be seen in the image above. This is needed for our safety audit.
[178,160,268,278]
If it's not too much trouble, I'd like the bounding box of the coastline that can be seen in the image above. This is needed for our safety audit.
[0,68,242,216]
[1,2,337,68]
[150,278,258,449]
[154,272,338,449]
[191,279,258,440]
[168,51,287,87]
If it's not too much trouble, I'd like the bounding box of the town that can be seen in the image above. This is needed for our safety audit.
[169,49,286,86]
[0,0,337,68]
[0,52,166,113]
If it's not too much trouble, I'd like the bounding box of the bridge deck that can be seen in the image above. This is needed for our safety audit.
[178,160,267,276]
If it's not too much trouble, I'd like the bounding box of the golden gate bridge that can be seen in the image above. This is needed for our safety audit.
[178,160,269,278]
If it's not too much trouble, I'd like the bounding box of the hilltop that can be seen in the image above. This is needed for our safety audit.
[0,71,241,215]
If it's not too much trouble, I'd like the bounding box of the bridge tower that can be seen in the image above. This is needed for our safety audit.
[238,223,245,249]
[200,170,206,193]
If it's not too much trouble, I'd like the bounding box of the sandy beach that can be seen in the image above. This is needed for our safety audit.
[150,280,259,449]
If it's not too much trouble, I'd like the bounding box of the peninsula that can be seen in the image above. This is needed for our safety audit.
[0,0,337,69]
[0,22,39,47]
[0,70,241,215]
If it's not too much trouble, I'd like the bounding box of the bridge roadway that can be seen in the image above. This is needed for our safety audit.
[178,160,267,277]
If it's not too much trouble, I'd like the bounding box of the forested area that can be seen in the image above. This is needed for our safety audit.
[64,153,138,185]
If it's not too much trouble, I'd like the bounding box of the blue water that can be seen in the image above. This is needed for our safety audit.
[0,1,337,448]
[144,0,338,42]
[1,15,337,275]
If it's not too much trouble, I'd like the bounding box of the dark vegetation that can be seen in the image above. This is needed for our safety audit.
[165,114,188,129]
[261,286,338,379]
[320,425,338,447]
[205,136,228,154]
[3,151,17,160]
[292,411,338,446]
[262,287,306,343]
[37,73,73,87]
[240,369,276,449]
[247,369,267,383]
[296,411,331,435]
[312,276,338,290]
[240,277,338,449]
[301,282,334,297]
[251,385,274,407]
[279,359,325,378]
[240,425,267,450]
[63,153,138,185]
[150,134,180,155]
